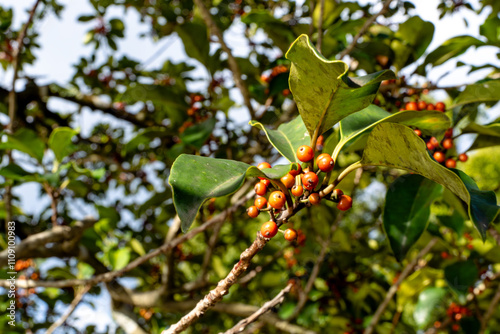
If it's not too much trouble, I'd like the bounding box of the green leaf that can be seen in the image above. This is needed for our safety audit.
[0,163,39,182]
[444,260,478,296]
[0,128,45,162]
[130,238,146,256]
[437,210,465,235]
[175,21,210,66]
[383,174,443,261]
[169,155,297,232]
[460,146,500,190]
[360,123,499,239]
[180,117,216,148]
[414,287,447,329]
[123,127,174,156]
[480,16,500,43]
[391,16,435,70]
[249,116,310,163]
[77,15,95,22]
[333,105,450,159]
[285,34,395,137]
[77,262,95,279]
[451,80,500,107]
[48,127,79,163]
[110,247,131,270]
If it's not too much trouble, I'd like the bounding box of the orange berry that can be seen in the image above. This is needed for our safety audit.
[442,138,453,150]
[337,195,352,211]
[289,164,302,176]
[284,228,297,241]
[297,145,314,162]
[414,129,422,136]
[280,173,295,188]
[257,162,272,180]
[302,172,319,191]
[316,153,334,172]
[445,158,456,168]
[426,142,435,151]
[458,153,468,162]
[433,151,446,163]
[247,206,260,218]
[417,100,427,111]
[269,191,286,209]
[282,88,291,96]
[260,179,271,187]
[291,185,304,197]
[405,102,418,111]
[429,137,439,148]
[435,102,446,112]
[254,182,267,196]
[254,197,268,210]
[309,193,321,205]
[316,135,324,150]
[261,221,278,238]
[444,128,453,138]
[332,189,344,202]
[426,103,435,110]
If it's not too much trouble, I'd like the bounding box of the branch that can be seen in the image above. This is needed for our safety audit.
[316,0,326,54]
[480,284,500,334]
[45,285,91,334]
[364,237,438,334]
[338,0,394,59]
[223,283,293,334]
[0,219,96,267]
[193,0,255,118]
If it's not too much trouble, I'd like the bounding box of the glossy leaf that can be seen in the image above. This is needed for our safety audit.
[333,105,450,159]
[48,127,79,163]
[180,117,216,149]
[414,287,447,328]
[384,174,443,261]
[0,128,45,162]
[250,116,310,163]
[451,80,500,107]
[169,155,297,232]
[361,123,499,239]
[444,260,478,296]
[285,34,395,137]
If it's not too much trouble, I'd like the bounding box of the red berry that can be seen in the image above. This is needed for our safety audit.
[269,191,286,209]
[254,197,268,210]
[316,153,334,172]
[445,158,456,168]
[444,128,453,138]
[247,206,260,218]
[414,129,422,137]
[435,102,446,112]
[458,153,468,162]
[433,151,446,163]
[316,135,324,150]
[291,185,304,197]
[426,142,435,151]
[280,173,295,188]
[282,88,291,96]
[429,137,439,148]
[337,195,352,211]
[254,182,267,196]
[284,228,297,241]
[417,100,427,111]
[442,138,453,150]
[309,193,321,205]
[261,221,278,238]
[332,189,344,202]
[302,172,319,191]
[289,164,302,176]
[426,103,435,110]
[297,145,314,162]
[405,102,418,111]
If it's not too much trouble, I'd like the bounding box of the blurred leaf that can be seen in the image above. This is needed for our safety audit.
[242,11,296,53]
[180,117,216,148]
[110,247,131,270]
[0,128,45,162]
[0,163,39,182]
[479,16,500,43]
[460,146,500,190]
[444,260,478,296]
[77,14,95,22]
[414,287,447,328]
[130,238,146,256]
[361,123,499,239]
[175,21,209,66]
[49,127,79,163]
[123,127,173,156]
[250,116,310,163]
[77,262,95,279]
[451,80,500,108]
[286,34,395,137]
[384,174,443,261]
[437,210,465,235]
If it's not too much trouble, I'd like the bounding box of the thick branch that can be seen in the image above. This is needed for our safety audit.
[316,0,326,53]
[223,283,293,334]
[364,237,438,334]
[338,0,394,59]
[193,0,255,118]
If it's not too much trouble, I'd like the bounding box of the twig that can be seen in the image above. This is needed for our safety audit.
[222,283,293,334]
[5,0,42,227]
[480,282,500,333]
[239,249,285,285]
[45,285,91,334]
[338,0,394,59]
[193,0,255,118]
[316,0,326,53]
[308,0,316,36]
[364,237,438,334]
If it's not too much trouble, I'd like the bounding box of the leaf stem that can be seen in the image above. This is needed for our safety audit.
[319,161,363,198]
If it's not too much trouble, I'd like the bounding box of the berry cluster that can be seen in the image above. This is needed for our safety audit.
[248,144,353,241]
[446,303,472,331]
[404,100,446,112]
[178,94,211,134]
[261,64,291,96]
[414,124,468,168]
